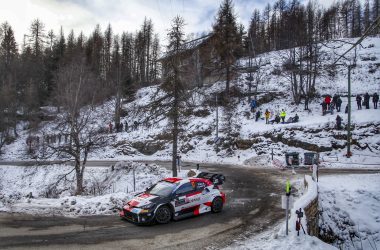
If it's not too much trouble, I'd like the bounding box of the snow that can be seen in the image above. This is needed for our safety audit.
[227,173,380,250]
[225,223,336,250]
[1,37,379,170]
[0,162,170,216]
[0,37,379,250]
[226,175,337,250]
[319,174,380,250]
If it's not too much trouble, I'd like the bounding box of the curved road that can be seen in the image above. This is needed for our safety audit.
[1,161,378,249]
[0,163,287,250]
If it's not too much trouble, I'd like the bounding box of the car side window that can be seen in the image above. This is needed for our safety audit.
[175,183,195,196]
[196,181,206,191]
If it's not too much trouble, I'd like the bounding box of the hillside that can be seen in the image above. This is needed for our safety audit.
[1,37,380,168]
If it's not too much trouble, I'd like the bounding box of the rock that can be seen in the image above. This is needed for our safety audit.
[132,141,166,155]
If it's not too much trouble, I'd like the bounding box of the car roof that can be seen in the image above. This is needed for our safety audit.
[163,177,212,186]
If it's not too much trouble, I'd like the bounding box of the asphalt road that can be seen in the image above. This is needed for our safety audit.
[0,162,290,250]
[0,161,378,250]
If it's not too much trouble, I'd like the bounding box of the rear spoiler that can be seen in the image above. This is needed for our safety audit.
[196,172,226,185]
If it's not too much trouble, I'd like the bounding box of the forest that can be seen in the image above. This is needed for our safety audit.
[0,0,379,145]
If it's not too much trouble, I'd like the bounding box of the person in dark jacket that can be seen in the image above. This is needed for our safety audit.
[373,92,379,109]
[364,92,370,109]
[336,96,342,112]
[109,122,113,133]
[321,101,327,115]
[345,104,348,114]
[332,94,338,108]
[356,94,362,109]
[304,96,309,110]
[270,114,281,124]
[336,115,343,130]
[255,110,261,122]
[293,113,299,122]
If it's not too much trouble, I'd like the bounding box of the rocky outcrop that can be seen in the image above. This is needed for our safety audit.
[131,141,166,155]
[263,133,333,152]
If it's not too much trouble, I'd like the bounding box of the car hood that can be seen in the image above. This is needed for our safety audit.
[126,193,160,208]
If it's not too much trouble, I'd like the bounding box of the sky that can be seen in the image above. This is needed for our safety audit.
[0,0,334,47]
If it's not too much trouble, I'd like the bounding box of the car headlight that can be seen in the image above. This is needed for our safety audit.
[140,203,155,210]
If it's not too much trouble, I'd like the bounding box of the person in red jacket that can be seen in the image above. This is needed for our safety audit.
[325,95,331,109]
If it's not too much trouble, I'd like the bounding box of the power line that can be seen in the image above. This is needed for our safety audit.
[333,16,380,65]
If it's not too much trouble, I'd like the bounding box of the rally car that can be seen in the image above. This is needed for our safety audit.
[119,172,226,224]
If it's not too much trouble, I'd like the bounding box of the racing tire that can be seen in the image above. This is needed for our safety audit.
[211,197,223,213]
[155,206,172,224]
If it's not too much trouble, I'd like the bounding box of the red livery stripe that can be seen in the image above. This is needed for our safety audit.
[139,193,152,198]
[164,177,182,183]
[129,200,139,207]
[193,205,200,215]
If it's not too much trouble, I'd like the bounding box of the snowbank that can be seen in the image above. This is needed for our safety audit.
[0,162,170,216]
[227,175,336,250]
[319,174,380,249]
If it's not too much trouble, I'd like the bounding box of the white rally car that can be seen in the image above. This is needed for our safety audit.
[119,172,226,224]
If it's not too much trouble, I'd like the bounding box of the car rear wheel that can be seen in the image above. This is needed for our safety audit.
[211,197,223,213]
[155,206,171,224]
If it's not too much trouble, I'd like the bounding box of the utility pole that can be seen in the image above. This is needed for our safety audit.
[347,64,355,158]
[216,94,219,138]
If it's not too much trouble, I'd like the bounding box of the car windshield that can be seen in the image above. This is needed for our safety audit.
[146,181,178,197]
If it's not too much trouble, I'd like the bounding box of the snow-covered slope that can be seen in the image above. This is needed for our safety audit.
[1,37,379,168]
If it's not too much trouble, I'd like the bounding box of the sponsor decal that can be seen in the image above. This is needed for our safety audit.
[131,208,142,214]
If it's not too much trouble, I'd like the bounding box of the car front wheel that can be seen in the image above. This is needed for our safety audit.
[155,206,172,224]
[211,197,223,213]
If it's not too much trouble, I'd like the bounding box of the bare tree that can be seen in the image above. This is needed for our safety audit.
[50,57,111,195]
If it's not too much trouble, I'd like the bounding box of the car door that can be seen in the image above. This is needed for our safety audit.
[173,182,197,214]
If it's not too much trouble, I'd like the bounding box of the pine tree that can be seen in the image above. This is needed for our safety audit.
[364,0,371,31]
[212,0,241,96]
[166,15,186,177]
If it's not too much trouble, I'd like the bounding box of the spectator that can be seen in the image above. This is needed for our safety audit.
[336,115,343,130]
[255,110,261,122]
[280,109,286,123]
[250,99,257,113]
[321,101,327,115]
[270,114,281,124]
[364,92,370,109]
[304,96,309,110]
[345,104,348,114]
[125,120,128,132]
[286,114,299,123]
[332,94,338,108]
[109,122,113,133]
[356,94,362,109]
[325,95,331,109]
[264,109,270,124]
[293,114,299,123]
[336,96,342,112]
[373,92,379,109]
[134,121,139,131]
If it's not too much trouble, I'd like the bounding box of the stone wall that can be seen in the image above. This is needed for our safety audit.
[304,195,319,236]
